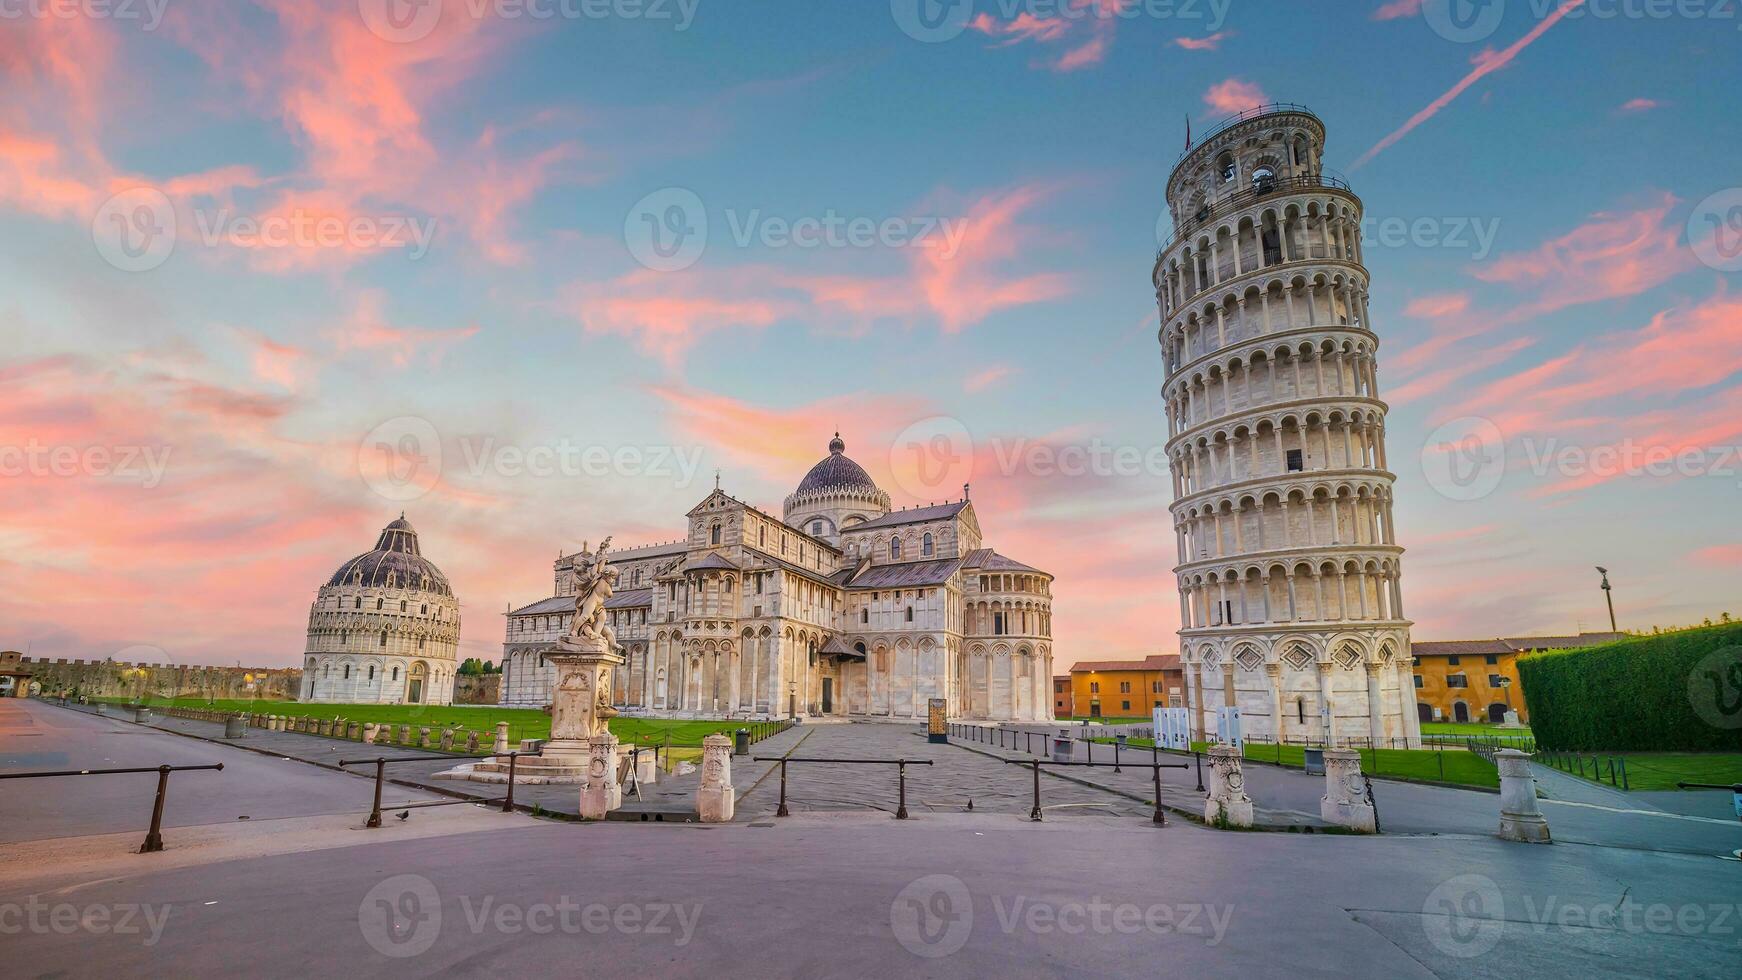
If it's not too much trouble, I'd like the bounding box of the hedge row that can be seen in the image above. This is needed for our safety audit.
[1518,623,1742,752]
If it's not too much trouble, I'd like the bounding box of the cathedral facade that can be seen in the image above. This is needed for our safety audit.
[499,435,1055,722]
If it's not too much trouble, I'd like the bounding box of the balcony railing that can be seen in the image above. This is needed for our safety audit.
[1157,172,1354,261]
[1172,102,1323,170]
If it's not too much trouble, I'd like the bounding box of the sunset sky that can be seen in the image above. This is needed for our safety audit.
[2,0,1737,669]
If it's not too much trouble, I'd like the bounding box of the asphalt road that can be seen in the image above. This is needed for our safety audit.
[0,699,435,842]
[3,699,1740,978]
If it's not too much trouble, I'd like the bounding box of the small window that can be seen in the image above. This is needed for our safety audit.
[1447,674,1469,689]
[376,598,384,610]
[812,522,823,536]
[1119,681,1131,693]
[1488,674,1504,687]
[368,666,376,681]
[1090,682,1100,693]
[1286,449,1304,472]
[400,600,407,612]
[1121,700,1131,711]
[890,537,902,560]
[343,665,351,679]
[1413,675,1423,689]
[922,533,934,557]
[1447,655,1461,666]
[906,607,914,622]
[379,631,388,647]
[711,524,721,545]
[862,608,869,623]
[1484,654,1498,665]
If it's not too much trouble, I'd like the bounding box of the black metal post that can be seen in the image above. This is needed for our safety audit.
[1151,764,1166,826]
[366,759,386,828]
[502,751,520,813]
[1029,760,1042,822]
[1114,740,1122,774]
[777,759,790,817]
[897,762,909,820]
[140,766,171,853]
[1194,751,1204,792]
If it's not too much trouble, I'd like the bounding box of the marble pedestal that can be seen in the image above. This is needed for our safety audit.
[1319,749,1377,833]
[1202,744,1254,828]
[579,733,623,819]
[1496,748,1551,843]
[696,734,734,822]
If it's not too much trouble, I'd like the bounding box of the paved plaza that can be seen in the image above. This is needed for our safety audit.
[2,699,1739,978]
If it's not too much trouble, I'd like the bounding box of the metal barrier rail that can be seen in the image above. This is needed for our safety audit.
[751,756,935,819]
[1002,758,1189,825]
[338,751,540,828]
[1536,750,1630,790]
[0,763,224,852]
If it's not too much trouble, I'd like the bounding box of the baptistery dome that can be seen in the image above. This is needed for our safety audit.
[304,515,461,704]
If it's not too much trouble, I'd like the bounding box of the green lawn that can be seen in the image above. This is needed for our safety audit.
[89,695,751,755]
[1421,721,1534,738]
[1538,751,1742,792]
[1069,716,1151,725]
[1093,735,1499,788]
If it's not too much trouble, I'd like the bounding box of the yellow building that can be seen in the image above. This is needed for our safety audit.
[1068,655,1183,720]
[1412,633,1623,724]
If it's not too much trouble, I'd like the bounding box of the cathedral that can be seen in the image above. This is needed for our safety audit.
[499,435,1056,722]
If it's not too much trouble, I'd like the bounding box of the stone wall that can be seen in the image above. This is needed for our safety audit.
[453,672,500,704]
[20,658,301,701]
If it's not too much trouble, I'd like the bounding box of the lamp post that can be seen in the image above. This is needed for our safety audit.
[1595,567,1618,633]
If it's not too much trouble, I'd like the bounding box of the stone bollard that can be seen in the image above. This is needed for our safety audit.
[1202,744,1254,829]
[465,731,480,754]
[1319,749,1377,833]
[579,733,623,819]
[1496,749,1552,843]
[363,723,378,745]
[320,719,333,737]
[440,728,454,751]
[635,748,658,786]
[399,725,412,746]
[493,722,510,755]
[347,722,362,740]
[697,734,735,822]
[419,727,432,749]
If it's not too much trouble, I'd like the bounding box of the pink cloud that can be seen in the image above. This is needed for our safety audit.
[1372,0,1422,19]
[1403,293,1472,319]
[916,183,1073,331]
[1691,544,1742,566]
[1617,98,1664,114]
[1174,31,1234,51]
[969,12,1071,45]
[965,1,1125,73]
[964,365,1017,392]
[327,291,480,368]
[1352,0,1589,169]
[1204,78,1268,115]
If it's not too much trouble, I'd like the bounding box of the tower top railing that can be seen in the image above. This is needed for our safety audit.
[1155,171,1354,262]
[1172,103,1324,174]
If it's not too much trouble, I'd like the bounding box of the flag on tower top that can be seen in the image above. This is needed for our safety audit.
[1184,114,1192,153]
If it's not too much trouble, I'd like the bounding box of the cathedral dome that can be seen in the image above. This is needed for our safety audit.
[795,433,879,496]
[325,515,453,596]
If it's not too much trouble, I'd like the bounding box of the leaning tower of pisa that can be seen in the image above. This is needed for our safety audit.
[1155,104,1419,748]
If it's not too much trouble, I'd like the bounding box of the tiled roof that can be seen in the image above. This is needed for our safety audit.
[507,595,572,617]
[819,636,863,657]
[605,587,653,609]
[1411,633,1627,657]
[685,552,740,572]
[962,549,1047,574]
[611,541,689,560]
[846,501,968,533]
[843,557,965,589]
[1070,654,1182,673]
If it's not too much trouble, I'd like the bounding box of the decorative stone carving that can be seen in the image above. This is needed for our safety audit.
[578,732,623,819]
[1202,744,1254,828]
[697,733,735,822]
[1495,748,1551,843]
[399,724,412,745]
[1319,748,1376,833]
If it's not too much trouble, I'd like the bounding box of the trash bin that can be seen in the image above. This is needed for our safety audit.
[734,728,750,756]
[1303,748,1325,775]
[225,715,246,739]
[1115,733,1129,749]
[1051,736,1073,764]
[133,707,153,723]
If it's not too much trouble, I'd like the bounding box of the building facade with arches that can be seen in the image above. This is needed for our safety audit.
[302,516,461,704]
[1156,105,1420,747]
[498,435,1055,722]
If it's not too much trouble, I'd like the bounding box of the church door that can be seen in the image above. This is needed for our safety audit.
[822,678,834,714]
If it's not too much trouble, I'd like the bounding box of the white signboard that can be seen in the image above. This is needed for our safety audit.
[1152,706,1191,751]
[1215,705,1244,751]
